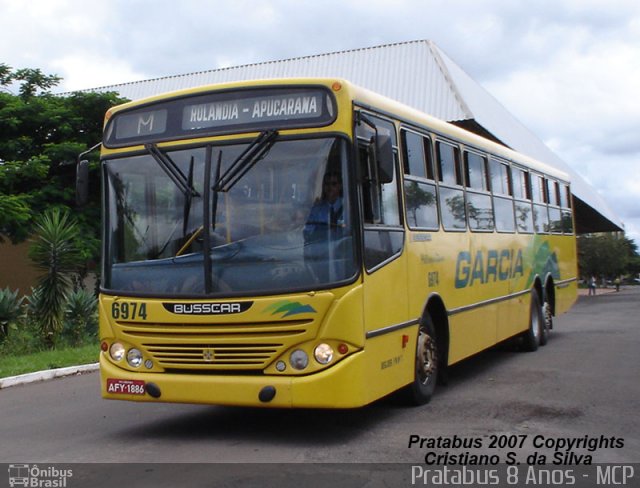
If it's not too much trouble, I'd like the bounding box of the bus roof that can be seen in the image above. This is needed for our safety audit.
[344,80,570,182]
[106,77,570,183]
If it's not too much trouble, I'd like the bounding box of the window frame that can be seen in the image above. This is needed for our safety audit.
[355,110,405,273]
[400,128,439,231]
[463,149,494,232]
[436,139,467,232]
[512,165,534,234]
[489,157,516,234]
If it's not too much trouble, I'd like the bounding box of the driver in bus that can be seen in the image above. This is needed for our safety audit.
[303,171,344,243]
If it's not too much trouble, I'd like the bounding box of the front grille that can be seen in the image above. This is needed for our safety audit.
[116,318,314,371]
[145,343,283,368]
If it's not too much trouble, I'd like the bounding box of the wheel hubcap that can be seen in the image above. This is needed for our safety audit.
[543,302,552,330]
[417,329,437,385]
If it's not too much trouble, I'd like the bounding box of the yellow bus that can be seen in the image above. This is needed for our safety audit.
[86,78,577,408]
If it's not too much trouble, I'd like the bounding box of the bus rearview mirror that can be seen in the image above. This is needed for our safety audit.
[376,133,394,184]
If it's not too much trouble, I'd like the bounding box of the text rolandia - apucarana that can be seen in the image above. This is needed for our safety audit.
[188,95,319,124]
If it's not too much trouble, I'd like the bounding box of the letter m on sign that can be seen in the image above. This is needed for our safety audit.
[137,114,155,135]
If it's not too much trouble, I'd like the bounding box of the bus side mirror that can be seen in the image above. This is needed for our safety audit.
[376,133,394,184]
[76,159,89,207]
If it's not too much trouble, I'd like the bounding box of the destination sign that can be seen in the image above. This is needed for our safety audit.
[183,91,326,130]
[103,86,335,148]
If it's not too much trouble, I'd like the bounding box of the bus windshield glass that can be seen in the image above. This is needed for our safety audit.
[104,137,357,296]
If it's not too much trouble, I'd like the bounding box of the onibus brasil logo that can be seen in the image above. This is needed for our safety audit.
[8,464,72,487]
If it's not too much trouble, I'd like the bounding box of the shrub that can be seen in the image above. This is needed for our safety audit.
[0,287,24,342]
[63,289,98,345]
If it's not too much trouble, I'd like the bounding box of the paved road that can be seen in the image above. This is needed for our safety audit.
[1,289,639,472]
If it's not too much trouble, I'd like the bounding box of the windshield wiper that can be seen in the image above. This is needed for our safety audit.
[144,145,201,259]
[213,129,278,192]
[183,155,196,237]
[145,143,200,198]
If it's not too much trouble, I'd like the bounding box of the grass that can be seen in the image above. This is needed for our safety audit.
[0,344,98,378]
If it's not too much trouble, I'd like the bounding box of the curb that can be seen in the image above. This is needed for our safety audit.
[0,363,99,389]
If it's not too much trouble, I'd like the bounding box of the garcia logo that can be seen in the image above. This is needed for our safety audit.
[455,249,524,289]
[163,301,253,315]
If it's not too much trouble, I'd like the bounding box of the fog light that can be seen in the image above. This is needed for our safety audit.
[290,349,308,370]
[127,348,143,368]
[109,342,125,362]
[314,343,334,364]
[144,359,154,369]
[275,361,286,372]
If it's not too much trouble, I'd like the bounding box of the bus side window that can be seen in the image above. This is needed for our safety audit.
[437,141,462,186]
[531,174,549,234]
[464,151,493,231]
[513,167,534,233]
[560,183,573,234]
[402,129,438,230]
[489,158,515,233]
[548,179,563,234]
[437,141,466,231]
[356,113,403,271]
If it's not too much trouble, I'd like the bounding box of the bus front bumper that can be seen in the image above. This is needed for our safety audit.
[99,351,368,409]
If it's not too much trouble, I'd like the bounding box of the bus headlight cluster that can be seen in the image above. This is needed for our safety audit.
[109,342,126,362]
[127,349,143,368]
[107,342,149,369]
[314,343,334,364]
[282,342,347,372]
[290,350,309,370]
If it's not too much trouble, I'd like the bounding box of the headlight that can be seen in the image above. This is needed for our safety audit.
[290,349,308,370]
[109,342,125,361]
[314,343,334,364]
[127,348,143,368]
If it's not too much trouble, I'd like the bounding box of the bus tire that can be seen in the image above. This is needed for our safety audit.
[407,314,439,405]
[522,290,543,352]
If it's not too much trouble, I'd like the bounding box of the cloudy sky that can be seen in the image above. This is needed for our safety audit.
[1,0,639,245]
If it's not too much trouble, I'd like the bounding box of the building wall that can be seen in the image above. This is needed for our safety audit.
[0,237,39,296]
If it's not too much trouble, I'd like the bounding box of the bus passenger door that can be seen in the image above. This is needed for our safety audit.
[356,113,409,396]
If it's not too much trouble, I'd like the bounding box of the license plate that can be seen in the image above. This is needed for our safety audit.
[106,378,146,395]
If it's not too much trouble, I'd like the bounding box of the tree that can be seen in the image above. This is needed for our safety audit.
[0,63,127,263]
[577,232,638,280]
[404,181,436,225]
[0,64,61,100]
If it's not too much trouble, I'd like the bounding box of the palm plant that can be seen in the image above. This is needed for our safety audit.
[64,288,98,345]
[28,208,82,348]
[0,287,24,342]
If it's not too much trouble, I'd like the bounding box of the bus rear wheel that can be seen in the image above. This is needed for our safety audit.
[407,315,439,405]
[522,290,543,352]
[540,295,553,345]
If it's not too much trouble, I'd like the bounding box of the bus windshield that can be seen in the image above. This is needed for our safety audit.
[104,136,357,296]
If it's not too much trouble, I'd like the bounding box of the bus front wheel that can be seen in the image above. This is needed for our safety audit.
[407,314,439,405]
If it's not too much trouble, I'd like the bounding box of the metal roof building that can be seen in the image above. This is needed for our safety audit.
[84,39,621,233]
